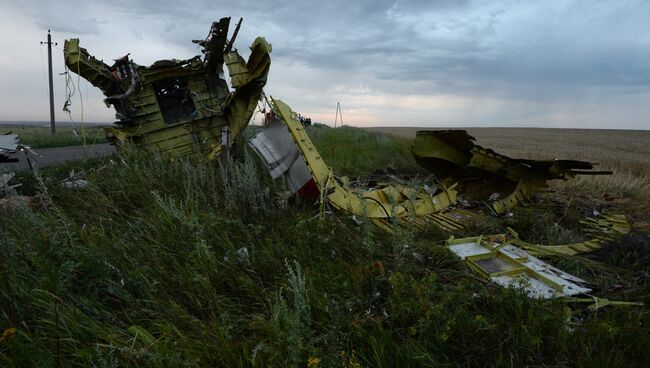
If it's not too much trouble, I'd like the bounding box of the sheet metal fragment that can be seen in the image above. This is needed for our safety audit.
[249,117,313,193]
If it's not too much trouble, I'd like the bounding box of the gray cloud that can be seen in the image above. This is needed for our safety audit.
[0,0,648,128]
[16,0,649,91]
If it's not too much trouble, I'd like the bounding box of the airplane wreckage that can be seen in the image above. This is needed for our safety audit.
[63,17,270,159]
[61,17,640,309]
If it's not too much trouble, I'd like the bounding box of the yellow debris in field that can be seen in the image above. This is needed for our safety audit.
[308,356,321,367]
[1,327,16,343]
[269,97,459,230]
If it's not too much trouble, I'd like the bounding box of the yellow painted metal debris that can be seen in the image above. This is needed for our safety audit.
[445,214,638,303]
[564,297,643,311]
[412,130,611,214]
[63,17,271,159]
[250,98,460,230]
[510,213,632,256]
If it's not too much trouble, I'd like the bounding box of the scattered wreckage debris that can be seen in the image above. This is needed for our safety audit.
[563,296,643,311]
[250,98,631,237]
[251,98,640,308]
[59,23,639,309]
[0,148,33,210]
[446,233,643,309]
[412,130,612,215]
[59,170,90,189]
[250,98,462,231]
[445,231,642,308]
[63,17,271,159]
[444,213,635,303]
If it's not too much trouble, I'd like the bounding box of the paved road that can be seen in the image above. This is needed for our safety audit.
[1,143,116,172]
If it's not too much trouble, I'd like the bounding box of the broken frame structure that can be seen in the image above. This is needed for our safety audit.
[412,130,612,214]
[63,17,271,158]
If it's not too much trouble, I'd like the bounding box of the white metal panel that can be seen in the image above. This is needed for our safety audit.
[447,238,592,299]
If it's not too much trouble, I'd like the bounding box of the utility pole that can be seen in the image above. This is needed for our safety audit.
[41,30,57,135]
[334,102,343,128]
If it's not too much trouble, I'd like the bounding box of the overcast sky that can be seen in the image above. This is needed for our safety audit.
[1,0,648,129]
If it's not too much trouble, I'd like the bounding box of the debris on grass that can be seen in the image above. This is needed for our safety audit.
[59,170,90,189]
[2,18,646,366]
[412,129,612,214]
[251,97,643,309]
[446,234,591,298]
[444,215,642,307]
[253,98,461,232]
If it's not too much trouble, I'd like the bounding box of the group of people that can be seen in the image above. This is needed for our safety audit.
[296,113,312,126]
[263,110,312,126]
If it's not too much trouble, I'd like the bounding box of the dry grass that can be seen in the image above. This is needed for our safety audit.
[367,127,650,228]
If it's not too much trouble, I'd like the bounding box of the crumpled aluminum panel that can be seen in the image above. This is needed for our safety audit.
[249,117,313,194]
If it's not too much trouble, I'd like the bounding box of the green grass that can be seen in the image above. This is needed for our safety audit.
[0,124,108,149]
[0,126,648,367]
[307,124,423,177]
